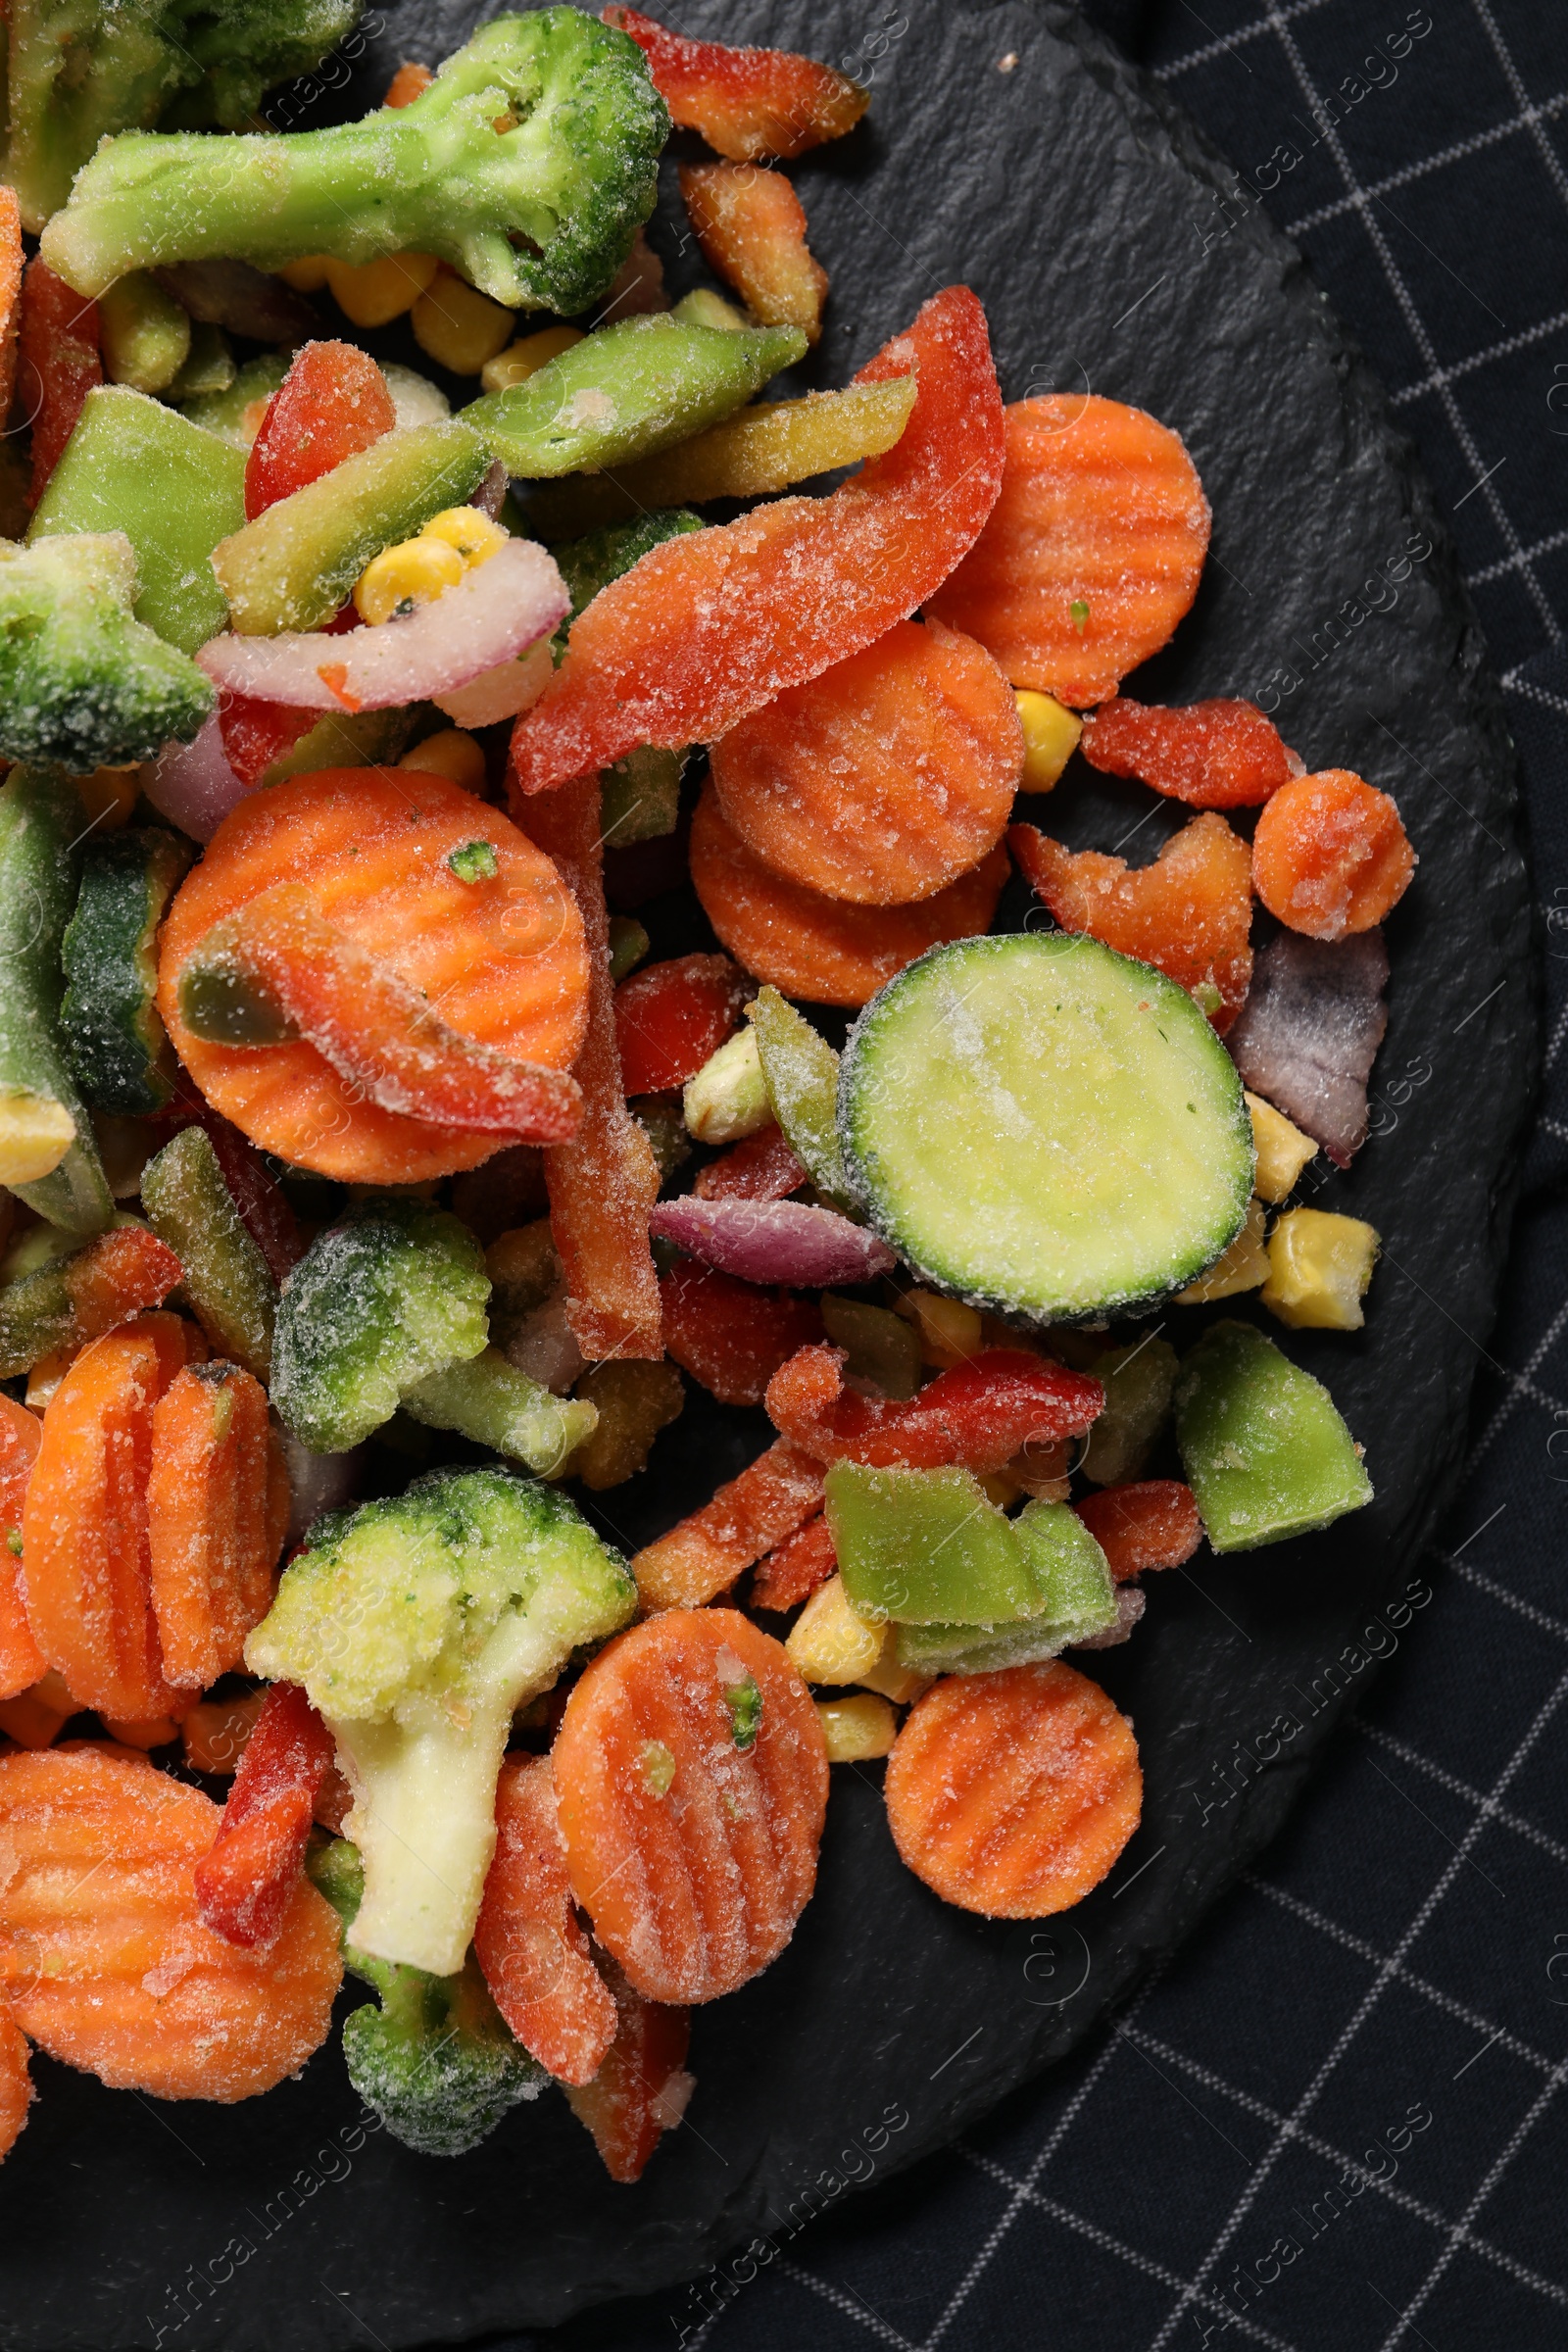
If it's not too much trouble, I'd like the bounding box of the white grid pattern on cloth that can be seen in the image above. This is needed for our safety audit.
[584,10,1568,2348]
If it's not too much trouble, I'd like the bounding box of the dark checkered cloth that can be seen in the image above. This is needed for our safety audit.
[513,7,1568,2345]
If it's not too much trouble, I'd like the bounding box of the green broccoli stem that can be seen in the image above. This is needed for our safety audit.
[40,10,668,310]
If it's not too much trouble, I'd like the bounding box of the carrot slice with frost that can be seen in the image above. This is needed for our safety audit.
[510,285,1004,796]
[0,1744,341,2098]
[0,1397,45,1703]
[928,394,1210,708]
[710,618,1023,906]
[516,776,662,1361]
[630,1437,824,1610]
[554,1607,827,2005]
[21,1316,191,1721]
[564,1953,693,2182]
[1250,769,1415,941]
[752,1511,835,1611]
[680,162,827,342]
[692,780,1009,1008]
[146,1362,281,1690]
[1081,696,1296,808]
[473,1754,617,2085]
[157,766,590,1186]
[1074,1481,1201,1579]
[0,2010,31,2163]
[194,1683,334,1948]
[884,1661,1142,1917]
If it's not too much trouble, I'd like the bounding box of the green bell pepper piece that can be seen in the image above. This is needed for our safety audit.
[827,1461,1046,1626]
[891,1502,1118,1672]
[1174,1319,1373,1552]
[165,320,235,402]
[179,348,286,443]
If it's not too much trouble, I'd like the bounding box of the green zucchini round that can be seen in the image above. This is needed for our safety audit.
[837,931,1254,1324]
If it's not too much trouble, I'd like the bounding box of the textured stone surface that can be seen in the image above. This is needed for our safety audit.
[0,6,1536,2346]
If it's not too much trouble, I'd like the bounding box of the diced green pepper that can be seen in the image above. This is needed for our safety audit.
[60,827,192,1114]
[1174,1319,1373,1552]
[462,316,806,478]
[600,745,683,845]
[819,1295,920,1400]
[165,320,235,402]
[0,770,114,1235]
[260,706,416,789]
[750,986,856,1212]
[1081,1335,1180,1486]
[891,1502,1117,1672]
[29,384,246,652]
[179,349,287,444]
[402,1348,598,1478]
[271,1195,491,1451]
[140,1124,276,1381]
[607,915,650,982]
[827,1461,1044,1626]
[211,421,490,637]
[99,270,191,396]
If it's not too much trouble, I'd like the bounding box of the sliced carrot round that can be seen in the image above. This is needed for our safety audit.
[0,2008,31,2162]
[553,1607,827,2004]
[473,1754,617,2086]
[563,1954,692,2183]
[147,1362,279,1690]
[884,1661,1142,1918]
[691,780,1009,1007]
[710,618,1023,906]
[0,1396,44,1704]
[158,766,590,1185]
[0,1744,341,2099]
[1080,696,1296,808]
[21,1317,191,1722]
[1250,768,1415,940]
[928,395,1210,708]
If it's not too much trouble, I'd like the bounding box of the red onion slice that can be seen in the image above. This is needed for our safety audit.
[1074,1586,1146,1650]
[197,538,568,713]
[144,710,248,843]
[1227,928,1389,1167]
[650,1197,896,1288]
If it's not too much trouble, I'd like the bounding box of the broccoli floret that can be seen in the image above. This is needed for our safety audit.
[247,1466,636,1977]
[41,9,670,313]
[2,0,364,232]
[309,1837,542,2157]
[0,534,215,769]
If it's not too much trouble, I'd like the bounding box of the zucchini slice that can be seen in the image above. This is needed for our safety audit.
[61,825,192,1113]
[838,932,1253,1323]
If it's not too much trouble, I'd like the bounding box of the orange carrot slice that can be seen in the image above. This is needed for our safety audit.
[0,1396,45,1703]
[473,1754,618,2086]
[884,1661,1142,1917]
[1250,769,1415,941]
[554,1607,827,2004]
[752,1510,835,1612]
[630,1437,824,1609]
[146,1362,281,1690]
[0,1670,77,1752]
[710,618,1023,906]
[660,1259,823,1407]
[21,1317,191,1721]
[0,2010,31,2163]
[1009,811,1252,1031]
[157,766,590,1186]
[692,780,1009,1007]
[1080,696,1297,808]
[928,395,1210,708]
[516,776,662,1360]
[383,59,434,106]
[606,10,868,161]
[0,187,23,434]
[193,1683,334,1948]
[1074,1481,1200,1579]
[0,1744,341,2098]
[511,286,1004,795]
[680,162,827,342]
[564,1953,693,2183]
[187,884,584,1142]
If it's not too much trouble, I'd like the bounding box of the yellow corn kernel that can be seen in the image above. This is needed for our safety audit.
[785,1575,886,1687]
[815,1692,898,1763]
[73,765,140,831]
[1261,1207,1380,1332]
[1174,1199,1270,1304]
[0,1091,74,1186]
[412,272,516,375]
[420,505,510,568]
[354,533,465,625]
[275,255,331,292]
[480,323,585,396]
[399,728,487,791]
[858,1652,932,1706]
[673,286,751,331]
[324,250,439,327]
[1015,690,1083,792]
[1246,1091,1319,1202]
[903,1289,982,1368]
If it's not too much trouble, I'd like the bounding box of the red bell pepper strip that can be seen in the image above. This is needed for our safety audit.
[659,1257,822,1407]
[692,1123,807,1202]
[217,691,318,791]
[19,260,102,506]
[605,9,868,161]
[564,1951,693,2183]
[473,1755,617,2086]
[613,952,750,1096]
[752,1510,836,1612]
[193,1682,335,1948]
[630,1437,824,1610]
[244,341,397,521]
[517,777,663,1360]
[510,285,1004,796]
[1074,1481,1202,1580]
[765,1344,1104,1473]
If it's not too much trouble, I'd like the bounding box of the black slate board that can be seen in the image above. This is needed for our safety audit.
[0,6,1538,2347]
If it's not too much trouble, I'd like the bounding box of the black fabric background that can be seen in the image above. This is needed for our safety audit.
[494,6,1568,2345]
